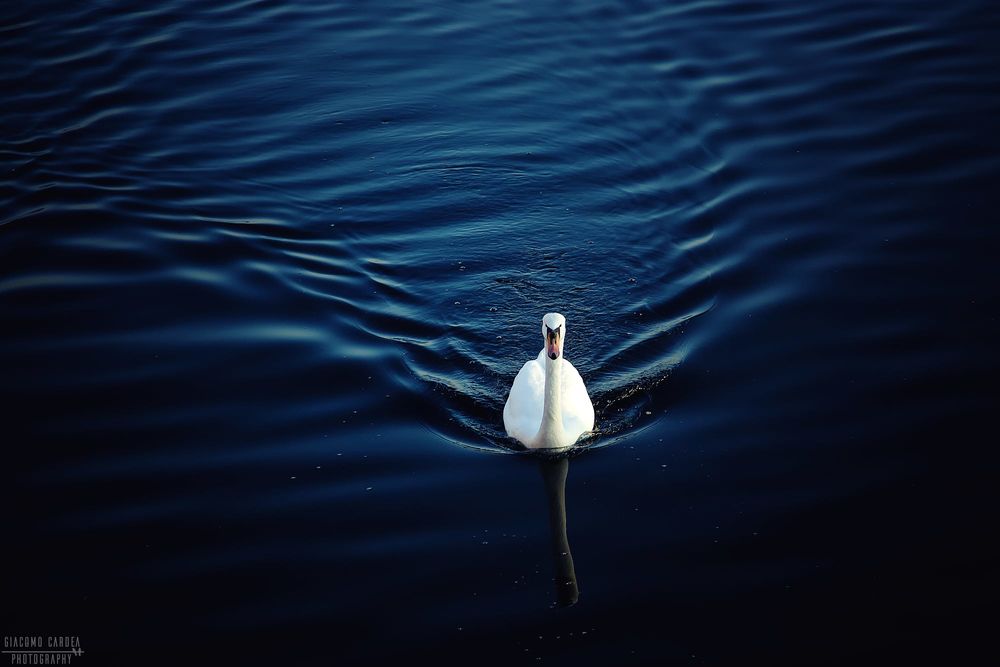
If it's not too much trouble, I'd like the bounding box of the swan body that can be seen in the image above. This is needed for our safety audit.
[503,313,595,449]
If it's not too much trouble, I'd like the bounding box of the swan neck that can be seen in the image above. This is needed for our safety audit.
[537,356,565,445]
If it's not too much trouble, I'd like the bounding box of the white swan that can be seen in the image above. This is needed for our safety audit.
[503,313,595,449]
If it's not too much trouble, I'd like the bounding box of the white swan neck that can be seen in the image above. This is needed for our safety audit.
[535,355,565,447]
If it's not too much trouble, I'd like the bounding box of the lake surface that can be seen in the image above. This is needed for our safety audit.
[3,0,997,663]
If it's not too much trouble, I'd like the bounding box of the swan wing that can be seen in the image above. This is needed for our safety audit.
[503,355,545,445]
[561,358,596,440]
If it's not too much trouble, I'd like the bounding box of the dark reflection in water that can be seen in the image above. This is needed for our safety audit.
[538,457,579,607]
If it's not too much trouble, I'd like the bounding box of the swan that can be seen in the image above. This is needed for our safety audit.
[503,313,595,449]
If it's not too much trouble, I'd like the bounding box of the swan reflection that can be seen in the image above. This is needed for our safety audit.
[538,456,579,607]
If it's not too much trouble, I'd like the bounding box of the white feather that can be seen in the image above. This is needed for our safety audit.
[503,314,595,448]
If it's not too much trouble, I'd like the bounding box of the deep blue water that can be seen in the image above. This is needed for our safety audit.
[3,0,998,663]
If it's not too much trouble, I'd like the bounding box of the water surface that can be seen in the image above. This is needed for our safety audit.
[3,0,998,663]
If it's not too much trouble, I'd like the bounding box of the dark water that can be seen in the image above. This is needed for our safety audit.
[3,0,998,663]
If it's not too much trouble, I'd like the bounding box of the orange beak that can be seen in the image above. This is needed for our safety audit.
[547,328,561,360]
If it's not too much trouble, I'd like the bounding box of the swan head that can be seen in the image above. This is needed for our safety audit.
[541,312,566,360]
